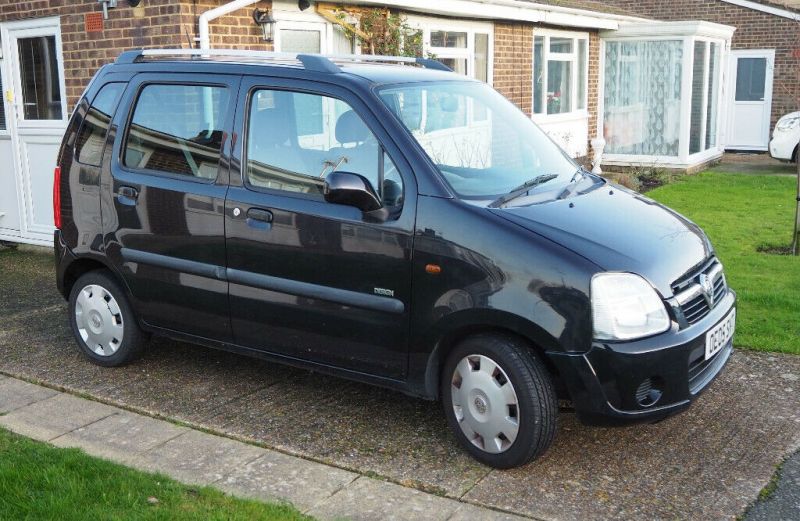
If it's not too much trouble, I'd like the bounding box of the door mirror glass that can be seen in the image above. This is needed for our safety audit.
[324,171,388,221]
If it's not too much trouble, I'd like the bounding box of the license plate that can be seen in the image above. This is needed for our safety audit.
[705,308,735,360]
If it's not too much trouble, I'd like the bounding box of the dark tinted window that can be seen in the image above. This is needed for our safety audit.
[75,83,124,166]
[124,84,229,179]
[246,89,403,205]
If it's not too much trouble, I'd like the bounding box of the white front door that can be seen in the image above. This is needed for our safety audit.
[0,17,67,245]
[726,50,774,151]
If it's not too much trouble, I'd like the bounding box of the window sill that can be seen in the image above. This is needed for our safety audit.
[531,111,589,124]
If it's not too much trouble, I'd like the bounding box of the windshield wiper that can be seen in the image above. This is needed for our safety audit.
[488,174,559,208]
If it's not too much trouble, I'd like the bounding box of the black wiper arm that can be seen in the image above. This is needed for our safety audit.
[488,174,559,208]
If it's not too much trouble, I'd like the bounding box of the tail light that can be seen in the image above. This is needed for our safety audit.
[53,166,62,229]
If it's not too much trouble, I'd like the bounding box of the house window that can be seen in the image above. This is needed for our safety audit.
[414,20,492,84]
[533,32,589,116]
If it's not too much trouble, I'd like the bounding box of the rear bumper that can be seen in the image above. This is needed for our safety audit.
[54,229,76,299]
[548,290,736,426]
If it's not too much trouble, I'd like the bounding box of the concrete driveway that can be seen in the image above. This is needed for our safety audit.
[1,247,799,520]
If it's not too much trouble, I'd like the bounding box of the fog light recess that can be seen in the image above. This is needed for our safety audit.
[635,377,664,407]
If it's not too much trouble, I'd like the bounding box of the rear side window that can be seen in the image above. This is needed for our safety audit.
[124,84,229,180]
[75,82,124,166]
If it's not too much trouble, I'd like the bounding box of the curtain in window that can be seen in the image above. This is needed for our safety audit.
[603,40,683,156]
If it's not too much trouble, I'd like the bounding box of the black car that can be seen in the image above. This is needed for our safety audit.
[54,49,736,469]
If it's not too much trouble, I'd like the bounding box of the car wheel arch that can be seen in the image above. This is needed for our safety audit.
[423,319,562,400]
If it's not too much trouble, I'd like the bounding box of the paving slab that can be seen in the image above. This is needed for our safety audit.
[214,448,358,512]
[447,503,531,521]
[464,351,800,521]
[0,247,65,316]
[0,376,59,414]
[0,393,116,441]
[52,411,188,460]
[205,372,488,496]
[308,476,460,521]
[136,429,267,486]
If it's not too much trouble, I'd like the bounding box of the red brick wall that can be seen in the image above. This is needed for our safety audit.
[604,0,800,128]
[0,1,272,109]
[587,31,600,145]
[179,0,273,50]
[493,23,534,115]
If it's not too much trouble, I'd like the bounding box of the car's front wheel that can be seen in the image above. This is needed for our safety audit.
[441,334,557,468]
[68,270,147,367]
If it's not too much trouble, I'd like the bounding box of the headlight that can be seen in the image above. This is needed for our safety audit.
[776,115,800,131]
[591,273,671,341]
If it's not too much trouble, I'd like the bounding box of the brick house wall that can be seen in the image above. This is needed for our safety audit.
[493,22,534,115]
[0,0,272,110]
[605,0,800,129]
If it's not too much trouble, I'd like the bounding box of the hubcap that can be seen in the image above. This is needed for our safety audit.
[451,354,519,454]
[74,284,124,357]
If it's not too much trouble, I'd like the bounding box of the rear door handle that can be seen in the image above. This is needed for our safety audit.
[246,208,273,228]
[247,208,273,222]
[117,186,139,205]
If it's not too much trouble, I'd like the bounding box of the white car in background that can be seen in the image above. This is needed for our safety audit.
[770,111,799,162]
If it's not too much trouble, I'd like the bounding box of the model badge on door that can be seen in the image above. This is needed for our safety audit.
[374,288,394,297]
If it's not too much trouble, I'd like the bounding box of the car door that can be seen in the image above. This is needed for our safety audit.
[102,72,241,341]
[225,76,416,379]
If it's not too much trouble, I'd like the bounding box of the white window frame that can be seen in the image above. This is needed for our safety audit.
[532,29,589,121]
[405,16,493,85]
[597,24,732,168]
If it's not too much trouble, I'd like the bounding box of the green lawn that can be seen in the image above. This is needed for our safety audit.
[0,428,311,521]
[648,172,799,354]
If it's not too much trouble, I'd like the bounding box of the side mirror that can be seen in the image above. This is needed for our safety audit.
[324,171,388,222]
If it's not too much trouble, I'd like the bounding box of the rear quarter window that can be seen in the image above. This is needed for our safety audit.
[75,82,125,166]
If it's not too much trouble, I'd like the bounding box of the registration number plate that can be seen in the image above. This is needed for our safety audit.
[705,308,735,360]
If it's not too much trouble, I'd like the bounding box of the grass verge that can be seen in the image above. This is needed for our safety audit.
[0,427,311,520]
[648,172,799,354]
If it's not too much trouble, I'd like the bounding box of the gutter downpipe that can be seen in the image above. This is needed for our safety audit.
[197,0,262,136]
[199,0,262,51]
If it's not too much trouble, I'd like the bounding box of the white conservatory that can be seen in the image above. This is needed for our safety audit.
[599,22,736,171]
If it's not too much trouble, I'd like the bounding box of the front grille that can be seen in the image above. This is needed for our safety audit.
[673,259,727,325]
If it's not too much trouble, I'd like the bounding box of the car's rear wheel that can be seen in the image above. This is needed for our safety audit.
[441,334,557,468]
[68,270,147,367]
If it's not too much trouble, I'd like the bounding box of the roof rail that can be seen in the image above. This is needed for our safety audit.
[115,49,452,73]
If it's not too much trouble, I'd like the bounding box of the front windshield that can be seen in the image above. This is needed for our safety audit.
[378,81,578,199]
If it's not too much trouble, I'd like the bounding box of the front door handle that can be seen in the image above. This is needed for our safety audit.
[117,186,139,205]
[246,208,273,223]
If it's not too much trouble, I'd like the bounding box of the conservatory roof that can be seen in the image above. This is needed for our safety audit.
[602,20,737,39]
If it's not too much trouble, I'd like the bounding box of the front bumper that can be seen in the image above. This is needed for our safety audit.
[548,289,736,426]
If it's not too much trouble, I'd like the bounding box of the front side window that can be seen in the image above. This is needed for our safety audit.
[533,33,589,116]
[124,84,229,179]
[379,81,577,200]
[246,89,403,207]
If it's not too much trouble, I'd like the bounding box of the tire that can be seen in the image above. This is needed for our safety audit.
[441,334,557,468]
[68,270,148,367]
